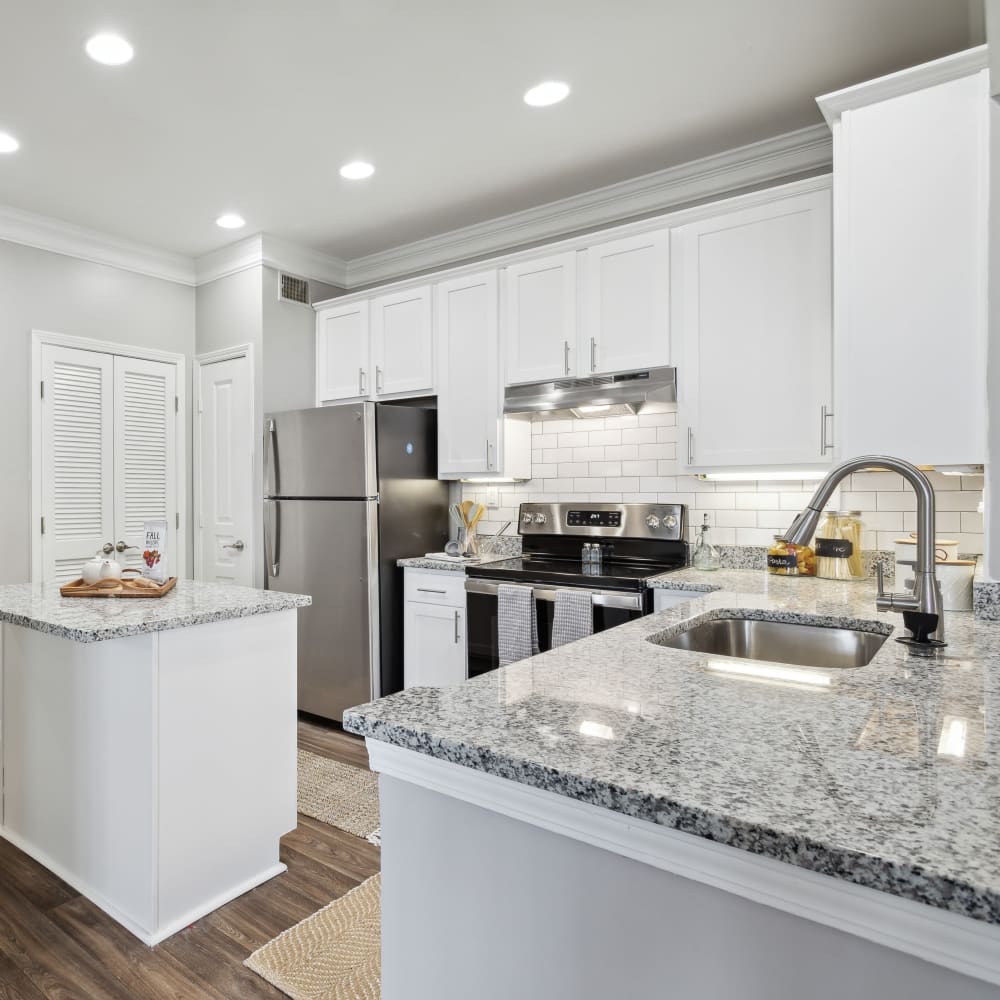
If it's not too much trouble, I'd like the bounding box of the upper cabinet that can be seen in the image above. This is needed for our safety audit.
[676,186,833,471]
[371,286,434,397]
[316,286,434,404]
[505,252,577,385]
[818,49,988,467]
[581,229,670,376]
[316,300,369,402]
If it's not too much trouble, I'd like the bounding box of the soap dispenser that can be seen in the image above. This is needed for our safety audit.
[692,514,721,571]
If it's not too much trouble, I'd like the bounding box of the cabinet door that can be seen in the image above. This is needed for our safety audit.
[403,601,467,688]
[436,270,499,477]
[676,188,832,470]
[371,285,434,397]
[316,301,369,403]
[833,71,987,466]
[505,252,577,385]
[582,230,670,375]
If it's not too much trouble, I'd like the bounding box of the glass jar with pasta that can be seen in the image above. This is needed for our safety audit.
[814,511,865,580]
[767,537,816,576]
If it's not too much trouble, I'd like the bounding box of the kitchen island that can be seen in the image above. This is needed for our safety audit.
[0,579,310,945]
[345,569,1000,1000]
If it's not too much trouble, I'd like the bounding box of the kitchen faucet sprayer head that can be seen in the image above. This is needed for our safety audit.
[782,507,822,547]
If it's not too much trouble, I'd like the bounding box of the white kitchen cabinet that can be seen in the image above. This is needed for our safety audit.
[581,229,670,376]
[316,300,369,402]
[505,251,578,385]
[403,568,467,688]
[370,285,434,397]
[675,185,833,472]
[817,50,988,467]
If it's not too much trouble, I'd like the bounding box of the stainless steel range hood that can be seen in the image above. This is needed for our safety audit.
[503,367,677,419]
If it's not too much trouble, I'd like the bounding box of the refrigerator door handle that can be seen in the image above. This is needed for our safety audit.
[265,418,279,497]
[265,499,280,577]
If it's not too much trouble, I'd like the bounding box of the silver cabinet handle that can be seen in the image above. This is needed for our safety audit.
[265,500,280,577]
[359,368,367,395]
[454,609,461,644]
[224,540,245,552]
[486,439,494,470]
[590,336,597,372]
[687,426,694,464]
[563,340,570,375]
[820,405,834,454]
[376,366,384,393]
[416,587,446,594]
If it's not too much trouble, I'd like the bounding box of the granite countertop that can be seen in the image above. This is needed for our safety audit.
[345,569,1000,925]
[398,552,515,572]
[0,579,311,642]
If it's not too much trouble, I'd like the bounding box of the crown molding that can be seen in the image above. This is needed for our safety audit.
[194,233,348,288]
[817,45,989,126]
[0,204,197,285]
[344,123,832,288]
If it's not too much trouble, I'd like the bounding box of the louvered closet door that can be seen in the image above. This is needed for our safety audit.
[40,346,115,583]
[112,356,177,575]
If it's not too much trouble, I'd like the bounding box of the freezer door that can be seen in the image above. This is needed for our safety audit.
[264,498,379,722]
[265,404,376,498]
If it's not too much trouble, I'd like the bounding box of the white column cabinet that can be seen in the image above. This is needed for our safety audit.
[581,229,670,376]
[316,301,369,403]
[675,186,833,471]
[370,285,434,397]
[505,252,578,385]
[436,270,501,476]
[818,52,988,467]
[403,568,467,688]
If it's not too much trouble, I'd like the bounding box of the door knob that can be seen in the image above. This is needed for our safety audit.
[102,542,114,555]
[115,540,137,553]
[223,540,246,552]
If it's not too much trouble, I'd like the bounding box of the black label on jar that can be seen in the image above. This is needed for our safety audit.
[815,538,854,559]
[767,553,797,570]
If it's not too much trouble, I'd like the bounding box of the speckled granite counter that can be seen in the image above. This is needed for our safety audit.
[398,552,514,573]
[0,579,311,642]
[346,570,1000,925]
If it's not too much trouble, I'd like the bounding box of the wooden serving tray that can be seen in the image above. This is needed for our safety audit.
[60,576,177,598]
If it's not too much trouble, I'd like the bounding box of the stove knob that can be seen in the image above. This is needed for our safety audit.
[533,513,547,525]
[645,514,660,528]
[664,515,677,529]
[522,513,533,525]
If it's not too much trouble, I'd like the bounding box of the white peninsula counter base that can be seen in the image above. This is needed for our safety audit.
[0,581,309,945]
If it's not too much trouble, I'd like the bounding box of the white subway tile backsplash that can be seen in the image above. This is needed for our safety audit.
[462,411,986,555]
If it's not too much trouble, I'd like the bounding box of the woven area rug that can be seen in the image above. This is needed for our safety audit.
[297,749,380,841]
[245,873,381,1000]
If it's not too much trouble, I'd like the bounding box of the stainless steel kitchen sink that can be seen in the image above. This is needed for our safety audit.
[651,616,889,669]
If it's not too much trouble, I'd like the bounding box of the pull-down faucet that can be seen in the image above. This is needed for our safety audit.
[782,455,945,647]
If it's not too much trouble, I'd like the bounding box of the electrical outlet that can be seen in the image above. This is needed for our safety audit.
[485,487,499,509]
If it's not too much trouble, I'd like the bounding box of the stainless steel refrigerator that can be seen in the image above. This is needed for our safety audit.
[263,402,448,722]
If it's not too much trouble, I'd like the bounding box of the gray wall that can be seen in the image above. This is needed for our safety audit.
[987,3,1000,579]
[0,240,196,585]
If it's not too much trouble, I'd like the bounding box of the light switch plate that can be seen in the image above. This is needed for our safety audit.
[485,487,499,509]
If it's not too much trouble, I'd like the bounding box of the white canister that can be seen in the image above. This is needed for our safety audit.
[936,560,976,612]
[893,537,960,564]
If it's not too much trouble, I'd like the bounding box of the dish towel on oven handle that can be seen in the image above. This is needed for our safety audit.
[551,589,594,648]
[498,583,539,666]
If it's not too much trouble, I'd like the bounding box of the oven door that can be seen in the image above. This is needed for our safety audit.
[464,579,649,678]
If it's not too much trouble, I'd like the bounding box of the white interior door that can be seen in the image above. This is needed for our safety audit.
[197,355,253,586]
[39,345,115,583]
[113,356,178,575]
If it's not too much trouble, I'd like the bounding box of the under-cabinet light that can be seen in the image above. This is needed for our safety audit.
[699,470,829,482]
[936,465,985,477]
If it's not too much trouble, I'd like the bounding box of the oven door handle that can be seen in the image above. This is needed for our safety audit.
[464,579,643,612]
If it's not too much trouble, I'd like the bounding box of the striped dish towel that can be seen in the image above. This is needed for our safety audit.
[498,584,539,666]
[551,589,594,648]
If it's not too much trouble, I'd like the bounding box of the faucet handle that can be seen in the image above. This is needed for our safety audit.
[876,561,886,599]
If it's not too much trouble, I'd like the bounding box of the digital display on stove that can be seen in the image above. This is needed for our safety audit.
[566,510,622,527]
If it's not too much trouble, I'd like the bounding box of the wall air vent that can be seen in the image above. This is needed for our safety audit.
[279,273,309,304]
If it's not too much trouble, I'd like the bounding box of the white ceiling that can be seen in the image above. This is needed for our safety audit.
[0,1,981,262]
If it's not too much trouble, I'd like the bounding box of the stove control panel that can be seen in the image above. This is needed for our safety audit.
[517,502,686,541]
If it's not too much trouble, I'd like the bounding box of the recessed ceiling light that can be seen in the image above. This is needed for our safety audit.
[86,33,134,66]
[523,81,570,107]
[216,213,246,229]
[339,161,375,180]
[0,132,19,154]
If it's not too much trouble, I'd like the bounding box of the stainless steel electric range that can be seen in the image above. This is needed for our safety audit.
[465,502,688,677]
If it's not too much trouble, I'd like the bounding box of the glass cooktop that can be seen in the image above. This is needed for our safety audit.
[466,555,684,592]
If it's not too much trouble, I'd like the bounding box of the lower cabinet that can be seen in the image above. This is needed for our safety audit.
[403,568,468,688]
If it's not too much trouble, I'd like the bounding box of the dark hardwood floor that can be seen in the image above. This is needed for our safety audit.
[0,718,380,999]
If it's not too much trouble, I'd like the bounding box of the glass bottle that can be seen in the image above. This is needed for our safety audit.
[692,514,721,571]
